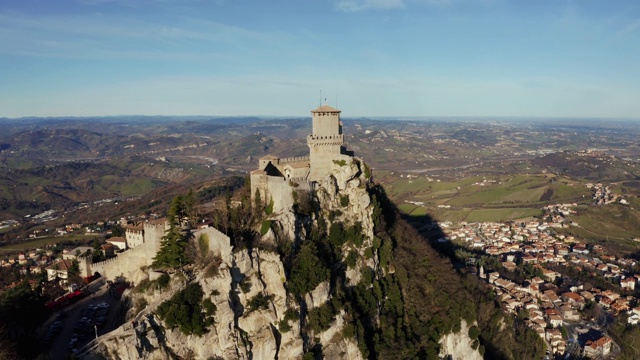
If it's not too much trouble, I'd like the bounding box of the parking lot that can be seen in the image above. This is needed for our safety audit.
[42,279,126,359]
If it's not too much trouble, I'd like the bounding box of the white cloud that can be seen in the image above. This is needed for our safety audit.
[0,11,281,60]
[618,19,640,36]
[334,0,454,12]
[335,0,406,12]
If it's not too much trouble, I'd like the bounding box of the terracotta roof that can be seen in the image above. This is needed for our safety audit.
[311,105,341,113]
[562,292,584,302]
[108,237,126,243]
[147,217,167,225]
[587,336,612,350]
[46,259,74,271]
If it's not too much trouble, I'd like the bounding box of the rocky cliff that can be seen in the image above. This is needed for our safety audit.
[83,156,488,360]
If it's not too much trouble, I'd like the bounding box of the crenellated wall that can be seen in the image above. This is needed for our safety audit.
[279,155,310,164]
[86,219,169,284]
[125,226,144,248]
[92,242,156,284]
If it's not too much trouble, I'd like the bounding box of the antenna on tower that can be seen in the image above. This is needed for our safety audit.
[319,90,322,107]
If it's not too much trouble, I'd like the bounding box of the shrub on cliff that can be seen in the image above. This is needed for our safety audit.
[288,241,330,296]
[156,283,213,336]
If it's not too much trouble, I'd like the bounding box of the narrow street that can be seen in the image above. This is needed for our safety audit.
[43,279,125,359]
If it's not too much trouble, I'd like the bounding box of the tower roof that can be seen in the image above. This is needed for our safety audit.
[311,105,341,113]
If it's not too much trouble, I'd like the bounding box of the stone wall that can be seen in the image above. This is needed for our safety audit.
[250,170,268,206]
[93,243,153,284]
[126,228,144,248]
[88,219,168,284]
[143,220,168,260]
[311,110,341,137]
[78,256,92,278]
[193,226,233,260]
[265,175,295,213]
[308,142,345,181]
[279,155,309,164]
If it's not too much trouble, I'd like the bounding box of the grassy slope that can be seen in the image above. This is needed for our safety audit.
[385,170,640,254]
[386,173,592,223]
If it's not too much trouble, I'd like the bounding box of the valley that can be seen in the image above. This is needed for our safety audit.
[2,115,640,359]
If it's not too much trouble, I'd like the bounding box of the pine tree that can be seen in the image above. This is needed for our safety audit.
[152,195,193,269]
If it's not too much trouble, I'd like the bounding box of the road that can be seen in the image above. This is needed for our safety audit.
[43,279,124,359]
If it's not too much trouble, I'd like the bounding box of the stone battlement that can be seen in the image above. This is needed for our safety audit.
[307,134,343,141]
[279,156,310,164]
[91,256,119,268]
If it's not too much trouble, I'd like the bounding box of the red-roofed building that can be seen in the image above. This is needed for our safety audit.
[45,259,75,281]
[561,292,585,309]
[621,277,636,291]
[584,336,612,359]
[522,253,537,264]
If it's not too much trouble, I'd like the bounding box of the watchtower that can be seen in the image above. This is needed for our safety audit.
[307,105,344,181]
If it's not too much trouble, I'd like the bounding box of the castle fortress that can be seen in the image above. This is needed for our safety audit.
[68,217,230,284]
[53,218,170,284]
[250,105,354,212]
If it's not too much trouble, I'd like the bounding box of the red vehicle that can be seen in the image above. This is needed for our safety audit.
[45,290,87,311]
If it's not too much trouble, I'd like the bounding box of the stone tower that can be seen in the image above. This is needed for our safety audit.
[307,105,344,181]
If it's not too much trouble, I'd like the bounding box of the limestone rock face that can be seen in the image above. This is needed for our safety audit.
[332,156,360,190]
[85,157,376,360]
[315,157,376,287]
[270,209,303,243]
[320,311,363,360]
[304,281,330,310]
[438,320,484,360]
[316,157,374,238]
[85,245,295,360]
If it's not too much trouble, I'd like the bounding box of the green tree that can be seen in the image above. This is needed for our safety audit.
[288,242,330,296]
[0,281,48,358]
[156,283,210,336]
[153,195,193,269]
[111,224,125,237]
[254,189,263,214]
[92,248,105,263]
[182,189,198,227]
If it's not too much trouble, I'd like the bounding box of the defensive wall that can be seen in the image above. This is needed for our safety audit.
[90,243,153,284]
[86,223,231,285]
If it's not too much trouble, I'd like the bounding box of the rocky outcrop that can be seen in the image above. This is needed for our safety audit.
[86,245,297,360]
[85,157,374,360]
[316,157,374,237]
[304,281,330,310]
[439,320,484,360]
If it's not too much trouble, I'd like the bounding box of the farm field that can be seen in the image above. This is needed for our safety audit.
[556,204,640,241]
[0,234,95,252]
[383,171,640,235]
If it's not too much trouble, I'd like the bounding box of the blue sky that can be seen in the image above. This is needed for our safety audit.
[1,0,639,118]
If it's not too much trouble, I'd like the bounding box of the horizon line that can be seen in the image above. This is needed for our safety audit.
[2,114,640,121]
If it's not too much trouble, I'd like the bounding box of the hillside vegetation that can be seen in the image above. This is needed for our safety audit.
[109,176,545,359]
